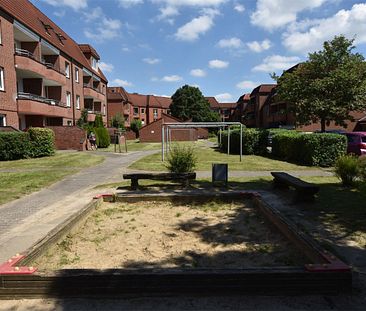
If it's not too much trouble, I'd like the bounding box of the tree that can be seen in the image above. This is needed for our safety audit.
[170,85,220,122]
[94,114,104,128]
[76,109,88,128]
[130,119,142,138]
[272,36,366,132]
[111,112,125,130]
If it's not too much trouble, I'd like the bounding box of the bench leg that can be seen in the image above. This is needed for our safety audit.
[131,178,139,190]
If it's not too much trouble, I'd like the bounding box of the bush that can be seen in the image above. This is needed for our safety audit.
[94,114,104,128]
[166,145,197,173]
[94,127,110,148]
[220,128,269,155]
[334,155,360,186]
[0,132,31,160]
[28,128,55,158]
[359,156,366,182]
[130,119,142,138]
[272,132,347,167]
[111,112,125,130]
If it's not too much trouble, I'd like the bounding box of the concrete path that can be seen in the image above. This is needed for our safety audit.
[0,150,157,263]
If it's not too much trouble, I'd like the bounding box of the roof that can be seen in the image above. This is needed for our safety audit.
[0,0,106,82]
[107,87,129,102]
[147,95,162,108]
[155,96,172,109]
[78,44,100,59]
[127,93,148,107]
[218,102,238,109]
[250,84,277,96]
[238,93,251,102]
[205,97,220,108]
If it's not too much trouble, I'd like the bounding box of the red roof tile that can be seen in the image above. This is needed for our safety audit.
[205,97,220,108]
[155,96,172,109]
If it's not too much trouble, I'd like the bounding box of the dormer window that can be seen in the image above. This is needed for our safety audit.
[40,20,53,35]
[91,57,98,71]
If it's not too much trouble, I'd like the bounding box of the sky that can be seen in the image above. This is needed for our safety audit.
[31,0,366,102]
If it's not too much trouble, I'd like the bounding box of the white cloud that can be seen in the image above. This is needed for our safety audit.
[53,10,65,18]
[234,3,245,13]
[252,55,300,72]
[190,69,206,77]
[151,0,226,7]
[83,8,122,42]
[217,37,243,48]
[117,0,143,8]
[175,9,219,41]
[283,3,366,54]
[209,59,229,69]
[215,93,233,102]
[156,6,179,22]
[161,75,183,82]
[40,0,87,10]
[250,0,328,30]
[98,62,114,72]
[122,47,130,52]
[236,80,258,90]
[143,58,161,64]
[111,79,134,87]
[247,39,272,53]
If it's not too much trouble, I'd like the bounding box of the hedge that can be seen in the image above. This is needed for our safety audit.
[0,128,55,161]
[219,128,269,155]
[94,127,111,148]
[272,132,347,167]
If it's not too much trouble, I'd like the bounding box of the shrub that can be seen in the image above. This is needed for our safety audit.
[272,132,347,167]
[28,128,55,158]
[220,128,269,155]
[359,156,366,182]
[130,119,142,138]
[76,109,89,128]
[94,114,104,128]
[0,132,31,160]
[166,145,197,173]
[334,155,360,186]
[94,127,110,148]
[111,112,125,130]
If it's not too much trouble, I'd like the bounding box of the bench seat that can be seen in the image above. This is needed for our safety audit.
[123,172,196,190]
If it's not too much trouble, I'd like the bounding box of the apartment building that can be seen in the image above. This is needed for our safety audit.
[0,0,107,130]
[107,87,171,127]
[205,97,237,121]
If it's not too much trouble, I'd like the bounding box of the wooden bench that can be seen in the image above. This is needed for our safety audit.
[123,172,196,190]
[271,172,319,202]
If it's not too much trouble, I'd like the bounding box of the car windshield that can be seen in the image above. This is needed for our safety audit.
[362,136,366,143]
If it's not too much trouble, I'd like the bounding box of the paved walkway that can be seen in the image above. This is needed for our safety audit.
[0,150,157,262]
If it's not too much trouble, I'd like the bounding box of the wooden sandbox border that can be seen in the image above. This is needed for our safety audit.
[0,192,352,298]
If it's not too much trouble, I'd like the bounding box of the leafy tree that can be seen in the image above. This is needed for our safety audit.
[76,109,88,128]
[272,36,366,132]
[111,112,125,130]
[130,119,142,138]
[170,85,220,122]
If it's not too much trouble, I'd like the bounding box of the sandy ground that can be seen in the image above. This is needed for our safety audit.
[34,200,305,270]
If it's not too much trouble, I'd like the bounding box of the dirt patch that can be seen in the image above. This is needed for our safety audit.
[34,200,306,270]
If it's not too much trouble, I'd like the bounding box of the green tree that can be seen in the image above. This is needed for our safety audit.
[130,119,142,138]
[170,85,220,122]
[111,112,125,130]
[94,114,104,128]
[76,109,88,128]
[272,36,366,132]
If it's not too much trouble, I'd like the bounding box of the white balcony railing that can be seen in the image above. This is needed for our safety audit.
[17,92,66,107]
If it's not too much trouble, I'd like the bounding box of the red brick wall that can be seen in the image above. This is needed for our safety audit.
[197,127,209,139]
[47,126,87,151]
[0,14,18,128]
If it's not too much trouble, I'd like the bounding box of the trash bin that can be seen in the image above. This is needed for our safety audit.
[212,163,228,186]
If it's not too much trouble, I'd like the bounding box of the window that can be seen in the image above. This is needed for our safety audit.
[65,62,70,78]
[153,108,158,118]
[67,120,72,126]
[0,67,4,91]
[66,92,71,107]
[133,107,139,115]
[76,95,80,109]
[0,19,2,45]
[0,114,6,126]
[75,68,79,82]
[141,108,145,114]
[91,57,98,70]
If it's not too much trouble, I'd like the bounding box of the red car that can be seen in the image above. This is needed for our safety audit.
[345,132,366,156]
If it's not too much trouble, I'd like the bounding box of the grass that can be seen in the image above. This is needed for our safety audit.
[97,139,161,153]
[0,152,104,205]
[128,141,321,172]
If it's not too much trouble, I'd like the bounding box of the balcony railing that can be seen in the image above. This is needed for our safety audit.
[86,109,105,115]
[17,92,66,107]
[15,48,34,58]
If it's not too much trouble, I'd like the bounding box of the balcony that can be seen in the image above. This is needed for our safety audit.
[15,49,66,85]
[17,92,72,118]
[83,84,105,102]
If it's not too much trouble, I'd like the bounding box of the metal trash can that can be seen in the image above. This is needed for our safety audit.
[212,163,228,186]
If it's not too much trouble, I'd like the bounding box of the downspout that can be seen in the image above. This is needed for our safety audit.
[70,59,76,125]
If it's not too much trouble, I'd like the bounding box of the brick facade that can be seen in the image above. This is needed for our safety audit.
[47,126,86,151]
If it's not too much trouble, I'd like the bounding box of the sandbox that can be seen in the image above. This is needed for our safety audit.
[0,192,352,298]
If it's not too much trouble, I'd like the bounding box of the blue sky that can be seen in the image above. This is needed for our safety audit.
[32,0,366,102]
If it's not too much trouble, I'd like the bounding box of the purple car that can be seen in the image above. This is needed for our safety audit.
[345,132,366,156]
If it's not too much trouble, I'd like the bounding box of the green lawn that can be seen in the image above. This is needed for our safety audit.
[0,152,104,205]
[128,142,321,171]
[98,139,161,153]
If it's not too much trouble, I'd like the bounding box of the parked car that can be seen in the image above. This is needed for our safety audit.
[345,132,366,156]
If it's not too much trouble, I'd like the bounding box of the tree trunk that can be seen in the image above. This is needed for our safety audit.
[321,118,326,132]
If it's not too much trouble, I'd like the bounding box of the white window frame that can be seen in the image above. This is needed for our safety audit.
[75,68,79,82]
[0,67,4,91]
[65,62,70,78]
[76,95,80,109]
[0,114,6,126]
[91,57,98,70]
[141,108,145,114]
[66,92,71,107]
